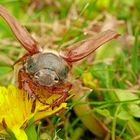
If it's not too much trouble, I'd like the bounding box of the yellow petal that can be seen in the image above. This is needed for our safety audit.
[35,103,67,121]
[82,72,97,89]
[0,85,33,130]
[0,85,68,136]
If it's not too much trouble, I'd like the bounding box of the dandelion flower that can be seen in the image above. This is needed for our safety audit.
[0,85,67,140]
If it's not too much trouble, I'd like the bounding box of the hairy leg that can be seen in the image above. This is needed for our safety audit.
[18,68,36,98]
[46,82,72,109]
[13,53,30,66]
[50,92,68,109]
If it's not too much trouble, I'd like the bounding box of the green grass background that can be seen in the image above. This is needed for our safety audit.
[0,0,140,139]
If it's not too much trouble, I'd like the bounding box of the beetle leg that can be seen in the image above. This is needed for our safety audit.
[31,100,36,113]
[47,81,72,94]
[18,69,23,89]
[23,80,36,99]
[50,92,68,109]
[46,82,72,109]
[18,69,37,112]
[13,53,30,66]
[18,69,36,99]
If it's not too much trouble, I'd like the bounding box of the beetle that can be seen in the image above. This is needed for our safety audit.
[0,5,120,108]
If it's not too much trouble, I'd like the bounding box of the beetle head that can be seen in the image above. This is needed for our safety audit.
[24,53,69,86]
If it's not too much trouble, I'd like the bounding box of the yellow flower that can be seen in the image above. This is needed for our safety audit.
[81,72,98,89]
[0,85,67,140]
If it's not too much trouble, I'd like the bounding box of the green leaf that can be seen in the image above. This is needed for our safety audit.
[115,90,140,118]
[94,108,111,118]
[0,66,12,75]
[96,0,110,9]
[129,104,140,118]
[94,42,120,62]
[115,90,140,103]
[6,128,17,140]
[25,118,38,140]
[117,111,132,120]
[37,122,42,140]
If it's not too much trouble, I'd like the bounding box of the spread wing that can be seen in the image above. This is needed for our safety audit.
[60,30,120,62]
[0,5,39,54]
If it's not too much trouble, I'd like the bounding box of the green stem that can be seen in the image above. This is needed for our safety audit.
[112,104,121,140]
[72,81,108,138]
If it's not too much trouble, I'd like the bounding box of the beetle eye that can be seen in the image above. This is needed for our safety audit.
[34,72,40,79]
[54,76,59,83]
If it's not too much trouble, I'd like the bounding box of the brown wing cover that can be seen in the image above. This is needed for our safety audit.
[60,30,120,62]
[0,5,39,54]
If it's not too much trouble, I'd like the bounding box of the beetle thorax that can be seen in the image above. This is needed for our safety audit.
[24,52,69,86]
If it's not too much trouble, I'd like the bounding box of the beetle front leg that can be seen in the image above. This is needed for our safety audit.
[14,53,30,66]
[18,69,36,99]
[48,81,72,94]
[18,69,38,112]
[47,82,72,109]
[50,92,68,109]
